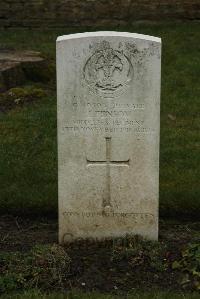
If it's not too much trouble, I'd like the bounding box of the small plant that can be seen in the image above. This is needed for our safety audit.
[111,235,167,272]
[172,242,200,290]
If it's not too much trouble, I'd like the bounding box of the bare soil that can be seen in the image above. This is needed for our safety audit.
[0,215,199,252]
[0,215,199,293]
[0,215,57,252]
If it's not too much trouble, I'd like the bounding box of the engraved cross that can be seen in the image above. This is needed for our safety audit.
[86,137,130,211]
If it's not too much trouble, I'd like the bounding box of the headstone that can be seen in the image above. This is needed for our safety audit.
[57,32,161,243]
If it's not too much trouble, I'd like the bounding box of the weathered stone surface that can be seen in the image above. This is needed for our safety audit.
[0,50,51,91]
[57,32,161,242]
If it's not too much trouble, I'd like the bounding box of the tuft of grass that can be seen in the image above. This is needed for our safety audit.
[111,235,167,272]
[0,22,200,218]
[0,244,70,294]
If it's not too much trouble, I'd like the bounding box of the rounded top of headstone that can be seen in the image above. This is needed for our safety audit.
[56,31,161,44]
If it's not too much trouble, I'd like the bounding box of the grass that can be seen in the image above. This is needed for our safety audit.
[0,22,200,218]
[0,219,199,295]
[0,89,57,215]
[0,227,199,294]
[1,290,200,299]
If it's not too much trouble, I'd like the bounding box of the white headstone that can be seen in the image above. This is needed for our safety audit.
[57,32,161,242]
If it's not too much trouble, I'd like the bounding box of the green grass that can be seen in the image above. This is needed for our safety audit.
[0,92,57,215]
[1,290,200,299]
[0,234,200,295]
[0,22,200,218]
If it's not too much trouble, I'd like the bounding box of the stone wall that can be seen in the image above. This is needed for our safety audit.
[0,0,200,28]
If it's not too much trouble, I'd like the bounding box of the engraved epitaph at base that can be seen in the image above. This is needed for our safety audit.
[57,32,161,242]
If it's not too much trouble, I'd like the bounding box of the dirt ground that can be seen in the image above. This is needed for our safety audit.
[0,215,199,293]
[0,215,199,251]
[0,215,57,252]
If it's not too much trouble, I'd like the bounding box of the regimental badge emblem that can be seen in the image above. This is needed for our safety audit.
[84,44,133,97]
